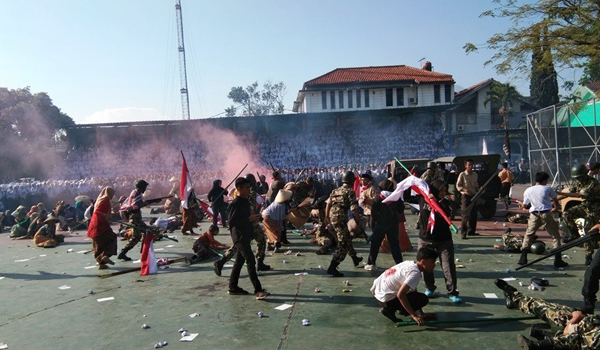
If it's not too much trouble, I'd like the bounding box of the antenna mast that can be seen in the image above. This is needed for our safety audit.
[175,0,191,120]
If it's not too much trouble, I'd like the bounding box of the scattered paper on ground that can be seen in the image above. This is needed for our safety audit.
[0,342,7,349]
[275,304,293,311]
[84,266,96,269]
[133,259,141,263]
[189,313,200,318]
[167,245,174,248]
[295,272,308,276]
[39,254,46,257]
[154,248,164,251]
[501,277,517,281]
[223,264,233,268]
[0,277,5,280]
[180,333,198,342]
[483,293,498,299]
[97,297,115,302]
[15,259,30,262]
[58,285,71,290]
[77,250,91,254]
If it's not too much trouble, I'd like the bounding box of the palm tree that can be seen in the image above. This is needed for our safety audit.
[483,81,522,128]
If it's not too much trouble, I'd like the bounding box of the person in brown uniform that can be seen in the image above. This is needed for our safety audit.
[456,159,479,239]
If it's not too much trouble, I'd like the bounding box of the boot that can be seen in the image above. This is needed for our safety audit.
[214,258,226,277]
[585,254,593,266]
[517,334,553,350]
[351,255,363,267]
[582,297,595,315]
[518,249,529,265]
[554,255,569,268]
[327,260,344,277]
[257,259,271,271]
[117,248,132,261]
[315,246,329,255]
[529,325,552,341]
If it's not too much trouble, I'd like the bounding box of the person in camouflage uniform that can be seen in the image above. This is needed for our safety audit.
[559,164,600,265]
[420,161,444,184]
[325,171,363,277]
[313,195,335,255]
[493,228,524,253]
[214,174,270,276]
[495,278,600,350]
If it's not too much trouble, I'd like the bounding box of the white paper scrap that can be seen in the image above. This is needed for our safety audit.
[189,312,200,318]
[133,259,141,264]
[15,259,30,262]
[166,245,174,248]
[77,250,90,254]
[179,333,198,342]
[39,254,47,257]
[84,266,96,269]
[97,297,115,302]
[501,277,517,281]
[0,276,5,280]
[483,293,499,299]
[154,248,164,251]
[223,264,233,268]
[58,285,71,290]
[294,272,308,276]
[275,304,293,311]
[0,342,7,349]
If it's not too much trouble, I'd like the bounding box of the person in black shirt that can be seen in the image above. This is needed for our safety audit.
[364,179,403,271]
[207,179,228,228]
[417,180,461,304]
[227,177,269,300]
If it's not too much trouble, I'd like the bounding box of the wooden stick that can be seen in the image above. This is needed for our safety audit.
[98,257,187,278]
[396,315,537,327]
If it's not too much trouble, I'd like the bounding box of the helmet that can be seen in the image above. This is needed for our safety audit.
[245,173,256,186]
[530,241,546,255]
[135,180,149,190]
[342,171,356,184]
[571,164,587,179]
[427,161,437,170]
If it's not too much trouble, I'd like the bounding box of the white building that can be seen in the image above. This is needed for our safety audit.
[293,63,455,113]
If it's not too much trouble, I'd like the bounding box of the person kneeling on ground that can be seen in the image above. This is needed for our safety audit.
[370,246,439,325]
[189,225,230,263]
[495,278,600,349]
[33,214,65,248]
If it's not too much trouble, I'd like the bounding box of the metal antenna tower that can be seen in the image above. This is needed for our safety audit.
[175,0,190,120]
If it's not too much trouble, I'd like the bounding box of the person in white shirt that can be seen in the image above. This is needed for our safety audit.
[370,247,439,325]
[517,172,567,268]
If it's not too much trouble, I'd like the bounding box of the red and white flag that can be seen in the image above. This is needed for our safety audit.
[180,152,194,209]
[383,175,436,233]
[140,232,158,276]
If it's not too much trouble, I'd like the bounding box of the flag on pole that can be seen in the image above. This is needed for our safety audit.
[383,176,436,233]
[503,128,511,160]
[180,152,194,209]
[482,137,488,155]
[140,232,158,276]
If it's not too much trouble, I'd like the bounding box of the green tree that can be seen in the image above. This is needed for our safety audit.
[464,0,600,77]
[580,57,600,85]
[530,26,559,108]
[225,81,286,117]
[483,81,523,127]
[0,87,74,180]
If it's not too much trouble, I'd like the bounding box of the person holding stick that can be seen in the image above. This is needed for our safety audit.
[516,172,567,268]
[456,159,479,239]
[207,179,228,229]
[370,247,439,324]
[226,177,269,299]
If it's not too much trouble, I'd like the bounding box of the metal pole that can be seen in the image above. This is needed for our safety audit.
[396,315,537,327]
[526,113,532,186]
[553,104,560,187]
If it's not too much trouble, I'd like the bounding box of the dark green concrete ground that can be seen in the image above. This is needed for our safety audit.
[0,198,590,350]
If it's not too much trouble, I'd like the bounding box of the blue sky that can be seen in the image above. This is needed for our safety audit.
[0,1,578,124]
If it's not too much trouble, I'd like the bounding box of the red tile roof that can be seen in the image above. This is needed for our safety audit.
[303,65,454,88]
[586,81,600,94]
[454,78,494,101]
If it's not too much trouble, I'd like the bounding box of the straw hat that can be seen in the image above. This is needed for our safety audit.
[43,213,60,224]
[11,205,27,217]
[275,190,293,203]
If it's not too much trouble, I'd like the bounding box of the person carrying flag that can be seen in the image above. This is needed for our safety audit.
[417,180,462,303]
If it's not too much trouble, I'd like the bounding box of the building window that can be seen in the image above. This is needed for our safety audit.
[356,90,361,108]
[339,91,344,109]
[321,91,327,110]
[434,85,441,103]
[330,91,336,109]
[364,89,370,107]
[385,88,393,107]
[396,88,404,106]
[445,84,452,103]
[348,90,353,108]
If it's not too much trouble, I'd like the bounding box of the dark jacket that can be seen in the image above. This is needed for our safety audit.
[267,179,285,204]
[207,180,226,207]
[418,196,452,242]
[227,196,252,243]
[369,195,403,230]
